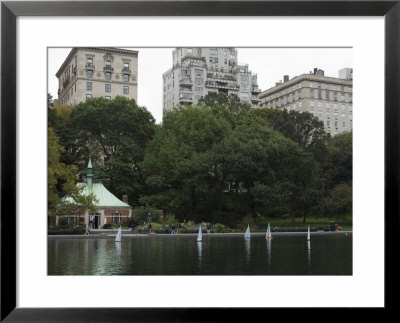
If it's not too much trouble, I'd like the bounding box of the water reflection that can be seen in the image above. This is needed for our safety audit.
[266,239,272,265]
[48,234,352,275]
[115,242,121,255]
[245,239,251,261]
[197,242,202,267]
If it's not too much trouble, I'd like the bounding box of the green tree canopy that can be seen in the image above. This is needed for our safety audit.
[48,127,97,216]
[70,96,156,205]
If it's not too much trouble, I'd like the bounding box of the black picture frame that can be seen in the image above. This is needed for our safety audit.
[1,1,398,321]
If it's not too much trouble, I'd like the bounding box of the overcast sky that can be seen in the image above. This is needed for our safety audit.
[48,47,353,124]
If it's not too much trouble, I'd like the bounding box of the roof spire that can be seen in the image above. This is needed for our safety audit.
[87,158,93,189]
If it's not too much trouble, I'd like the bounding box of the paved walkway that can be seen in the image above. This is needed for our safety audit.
[48,231,352,239]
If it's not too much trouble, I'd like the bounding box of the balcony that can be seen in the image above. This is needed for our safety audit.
[179,78,193,85]
[62,77,70,88]
[251,87,261,93]
[179,92,193,102]
[205,80,239,91]
[85,63,95,70]
[103,66,114,71]
[122,67,131,74]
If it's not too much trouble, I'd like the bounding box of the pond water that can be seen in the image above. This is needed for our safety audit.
[48,233,352,275]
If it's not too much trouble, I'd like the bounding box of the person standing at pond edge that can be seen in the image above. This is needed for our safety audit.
[171,224,176,234]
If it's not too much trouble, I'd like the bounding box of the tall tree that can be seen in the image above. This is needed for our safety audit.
[140,105,232,222]
[48,128,97,217]
[70,96,156,205]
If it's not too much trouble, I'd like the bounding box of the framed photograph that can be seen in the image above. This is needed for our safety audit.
[1,0,398,321]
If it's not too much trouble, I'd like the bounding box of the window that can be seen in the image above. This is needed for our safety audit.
[86,94,92,100]
[105,60,111,68]
[187,48,193,54]
[327,120,330,127]
[326,91,330,100]
[326,102,330,109]
[318,101,322,108]
[105,72,111,80]
[230,54,235,59]
[209,57,218,63]
[87,70,93,79]
[123,74,129,82]
[86,82,92,90]
[210,48,218,55]
[123,86,129,94]
[240,83,248,90]
[179,93,192,100]
[180,86,191,92]
[86,58,93,67]
[334,103,338,110]
[105,84,111,92]
[123,62,130,71]
[341,94,345,101]
[241,75,249,82]
[195,69,203,75]
[240,92,249,98]
[310,90,314,99]
[310,82,314,88]
[195,78,203,84]
[298,101,302,108]
[195,87,203,92]
[224,59,227,64]
[335,121,338,128]
[105,96,111,100]
[318,91,322,100]
[195,95,202,100]
[112,213,121,223]
[310,100,314,107]
[181,70,188,75]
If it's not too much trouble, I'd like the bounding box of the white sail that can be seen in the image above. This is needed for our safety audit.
[244,225,251,239]
[266,223,272,239]
[115,226,122,242]
[197,225,202,242]
[307,225,310,241]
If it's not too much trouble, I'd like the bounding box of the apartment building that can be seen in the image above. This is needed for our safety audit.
[56,47,138,106]
[163,48,261,111]
[259,68,353,136]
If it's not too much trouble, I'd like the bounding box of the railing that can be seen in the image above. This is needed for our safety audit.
[103,66,114,71]
[122,68,131,73]
[62,78,70,87]
[179,78,192,84]
[85,63,95,69]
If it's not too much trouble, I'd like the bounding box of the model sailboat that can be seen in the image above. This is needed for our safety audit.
[307,225,310,241]
[115,226,122,242]
[197,225,202,242]
[265,223,272,240]
[244,225,251,240]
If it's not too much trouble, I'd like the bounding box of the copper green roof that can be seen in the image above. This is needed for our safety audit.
[66,183,131,209]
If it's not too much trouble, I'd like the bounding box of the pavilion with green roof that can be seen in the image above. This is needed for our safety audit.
[57,159,132,229]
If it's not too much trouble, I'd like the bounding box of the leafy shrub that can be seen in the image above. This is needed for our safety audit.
[212,223,225,233]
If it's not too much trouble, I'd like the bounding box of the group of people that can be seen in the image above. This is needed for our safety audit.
[157,222,213,235]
